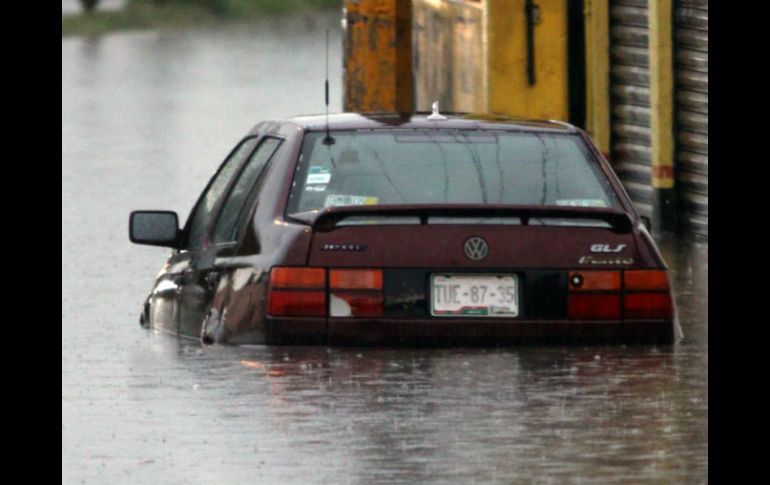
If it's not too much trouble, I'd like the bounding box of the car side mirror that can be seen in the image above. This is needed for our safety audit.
[129,211,180,248]
[640,215,652,234]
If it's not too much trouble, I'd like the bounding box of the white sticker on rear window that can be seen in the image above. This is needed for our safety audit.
[307,166,331,184]
[324,194,379,208]
[306,184,327,192]
[556,199,608,208]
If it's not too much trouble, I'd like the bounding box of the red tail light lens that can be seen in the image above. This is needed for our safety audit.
[330,269,383,290]
[623,270,673,319]
[625,270,669,290]
[267,291,326,317]
[569,271,621,291]
[567,269,673,321]
[270,267,326,289]
[624,293,673,319]
[568,271,621,319]
[330,291,384,317]
[329,269,383,317]
[568,294,621,319]
[267,267,326,317]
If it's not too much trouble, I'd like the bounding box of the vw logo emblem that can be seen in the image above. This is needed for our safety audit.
[464,236,488,261]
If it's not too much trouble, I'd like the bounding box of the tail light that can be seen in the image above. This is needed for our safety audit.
[623,270,673,319]
[329,269,383,317]
[624,293,673,319]
[624,270,669,290]
[267,267,326,317]
[267,268,384,318]
[568,271,621,319]
[568,270,621,291]
[567,294,621,319]
[567,269,673,320]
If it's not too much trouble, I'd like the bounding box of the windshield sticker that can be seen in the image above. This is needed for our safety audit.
[324,194,379,208]
[556,199,608,208]
[307,166,332,184]
[306,184,327,193]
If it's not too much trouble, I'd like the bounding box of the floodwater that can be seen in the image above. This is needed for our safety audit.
[62,14,708,484]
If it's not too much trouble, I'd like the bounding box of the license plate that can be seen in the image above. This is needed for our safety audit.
[431,274,519,317]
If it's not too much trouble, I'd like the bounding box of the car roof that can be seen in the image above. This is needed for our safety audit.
[275,112,580,133]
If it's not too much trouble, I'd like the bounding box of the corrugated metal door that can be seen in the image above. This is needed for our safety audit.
[674,0,708,236]
[609,0,652,218]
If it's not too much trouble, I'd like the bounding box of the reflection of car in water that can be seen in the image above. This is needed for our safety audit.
[129,112,678,346]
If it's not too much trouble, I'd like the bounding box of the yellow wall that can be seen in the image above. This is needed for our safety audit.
[584,0,611,154]
[649,0,674,188]
[487,0,569,120]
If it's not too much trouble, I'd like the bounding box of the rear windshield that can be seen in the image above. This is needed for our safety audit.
[287,129,620,214]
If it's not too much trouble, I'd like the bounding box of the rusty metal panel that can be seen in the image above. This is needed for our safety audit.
[343,0,414,113]
[674,0,707,236]
[609,0,653,217]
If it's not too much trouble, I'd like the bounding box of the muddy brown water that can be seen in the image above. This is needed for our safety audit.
[62,15,707,484]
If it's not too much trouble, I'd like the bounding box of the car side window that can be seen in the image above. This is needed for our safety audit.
[211,137,283,245]
[185,136,260,250]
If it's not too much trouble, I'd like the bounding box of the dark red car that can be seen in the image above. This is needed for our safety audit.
[130,113,679,345]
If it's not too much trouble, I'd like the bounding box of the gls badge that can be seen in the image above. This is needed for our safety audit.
[590,243,627,253]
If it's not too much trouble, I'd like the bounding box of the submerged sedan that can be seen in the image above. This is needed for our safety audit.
[130,112,679,345]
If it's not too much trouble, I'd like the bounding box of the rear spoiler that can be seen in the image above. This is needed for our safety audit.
[288,204,634,234]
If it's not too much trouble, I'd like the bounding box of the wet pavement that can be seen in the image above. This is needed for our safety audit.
[62,15,708,484]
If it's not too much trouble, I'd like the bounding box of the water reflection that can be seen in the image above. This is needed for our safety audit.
[119,312,705,484]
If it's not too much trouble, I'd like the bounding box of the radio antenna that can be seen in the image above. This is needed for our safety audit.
[322,29,335,145]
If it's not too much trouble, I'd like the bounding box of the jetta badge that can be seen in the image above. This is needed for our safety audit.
[464,236,488,261]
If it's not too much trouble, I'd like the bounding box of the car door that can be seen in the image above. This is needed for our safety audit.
[150,135,261,336]
[177,136,284,339]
